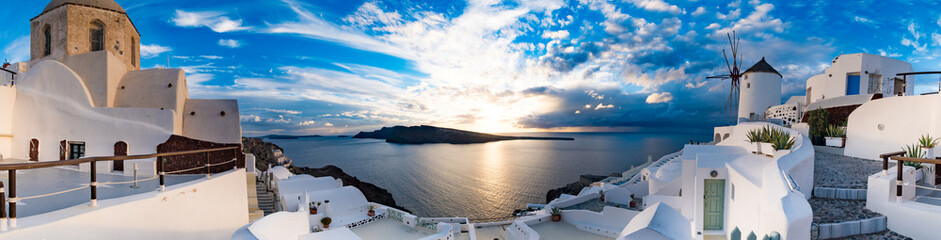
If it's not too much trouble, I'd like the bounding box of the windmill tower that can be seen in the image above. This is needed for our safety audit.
[739,57,782,122]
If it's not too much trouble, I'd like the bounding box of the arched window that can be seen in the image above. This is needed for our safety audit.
[90,20,105,51]
[29,139,39,161]
[114,141,128,171]
[43,25,52,56]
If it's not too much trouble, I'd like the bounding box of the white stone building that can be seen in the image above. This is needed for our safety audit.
[0,0,241,173]
[764,96,805,126]
[805,53,913,105]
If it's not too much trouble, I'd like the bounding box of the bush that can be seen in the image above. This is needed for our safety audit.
[321,217,332,225]
[807,108,830,137]
[825,125,845,138]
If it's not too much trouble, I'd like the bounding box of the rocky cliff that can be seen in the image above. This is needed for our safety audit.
[544,174,615,203]
[242,137,410,212]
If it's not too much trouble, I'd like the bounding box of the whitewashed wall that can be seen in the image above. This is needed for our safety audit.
[844,95,941,160]
[0,86,15,158]
[739,71,782,122]
[0,169,249,240]
[805,53,913,105]
[182,99,241,144]
[11,61,174,171]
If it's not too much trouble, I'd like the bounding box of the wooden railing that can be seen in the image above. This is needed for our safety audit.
[880,151,906,198]
[0,146,241,230]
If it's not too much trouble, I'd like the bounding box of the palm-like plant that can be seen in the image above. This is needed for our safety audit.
[917,134,939,148]
[903,144,926,169]
[550,207,561,216]
[746,125,795,150]
[826,125,846,138]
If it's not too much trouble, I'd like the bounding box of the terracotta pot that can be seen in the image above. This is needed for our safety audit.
[310,208,318,215]
[629,201,637,208]
[551,215,561,222]
[368,210,375,217]
[323,224,330,229]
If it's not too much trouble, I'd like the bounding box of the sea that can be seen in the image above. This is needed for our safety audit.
[270,131,712,221]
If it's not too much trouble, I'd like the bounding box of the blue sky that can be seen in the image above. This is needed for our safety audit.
[3,0,941,136]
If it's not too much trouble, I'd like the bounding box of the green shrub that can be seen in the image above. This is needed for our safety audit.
[550,207,561,216]
[807,108,830,137]
[903,144,925,169]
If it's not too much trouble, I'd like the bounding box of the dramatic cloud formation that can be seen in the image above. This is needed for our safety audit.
[3,0,940,135]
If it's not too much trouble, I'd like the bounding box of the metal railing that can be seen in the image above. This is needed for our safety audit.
[0,68,15,86]
[0,146,241,230]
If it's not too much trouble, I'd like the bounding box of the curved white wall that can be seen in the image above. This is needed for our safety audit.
[739,72,782,121]
[844,95,941,160]
[11,60,173,164]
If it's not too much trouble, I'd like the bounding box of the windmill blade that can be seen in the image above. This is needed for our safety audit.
[723,50,733,75]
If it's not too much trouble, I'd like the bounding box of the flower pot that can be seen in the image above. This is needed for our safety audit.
[551,215,561,222]
[923,147,935,159]
[310,208,318,215]
[811,135,824,145]
[916,168,925,183]
[323,223,330,229]
[757,142,774,156]
[368,210,375,217]
[825,137,845,148]
[629,200,637,208]
[746,142,759,154]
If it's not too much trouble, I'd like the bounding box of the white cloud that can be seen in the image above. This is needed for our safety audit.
[645,92,674,104]
[594,103,614,110]
[240,114,262,122]
[854,16,873,23]
[187,73,214,85]
[298,120,316,126]
[574,110,581,114]
[140,44,171,58]
[705,23,721,30]
[324,122,334,127]
[200,55,223,59]
[171,10,250,33]
[542,30,570,39]
[218,39,242,48]
[691,7,707,17]
[253,108,302,115]
[713,3,783,36]
[267,115,291,123]
[2,36,29,62]
[717,9,741,20]
[878,49,902,58]
[585,104,592,109]
[625,0,684,14]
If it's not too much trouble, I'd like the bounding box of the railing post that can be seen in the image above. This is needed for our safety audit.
[90,161,97,207]
[159,156,165,192]
[8,169,15,228]
[206,152,211,179]
[0,182,6,232]
[897,158,904,198]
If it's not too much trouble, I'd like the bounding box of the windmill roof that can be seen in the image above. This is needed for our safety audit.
[743,57,782,77]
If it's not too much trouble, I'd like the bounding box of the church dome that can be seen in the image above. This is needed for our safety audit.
[42,0,126,14]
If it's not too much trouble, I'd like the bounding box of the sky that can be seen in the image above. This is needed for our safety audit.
[3,0,941,136]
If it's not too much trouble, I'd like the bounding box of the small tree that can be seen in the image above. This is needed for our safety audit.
[807,108,830,138]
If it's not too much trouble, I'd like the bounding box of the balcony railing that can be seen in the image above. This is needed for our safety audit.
[0,146,241,231]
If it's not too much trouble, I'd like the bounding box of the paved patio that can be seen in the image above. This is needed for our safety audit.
[0,166,203,217]
[528,221,613,240]
[349,218,433,240]
[814,151,893,189]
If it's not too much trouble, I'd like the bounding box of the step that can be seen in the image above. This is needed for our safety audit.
[814,216,887,239]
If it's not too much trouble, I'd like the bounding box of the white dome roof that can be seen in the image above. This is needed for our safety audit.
[43,0,125,14]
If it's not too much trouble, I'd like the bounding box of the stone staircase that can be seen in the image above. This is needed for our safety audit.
[256,179,277,216]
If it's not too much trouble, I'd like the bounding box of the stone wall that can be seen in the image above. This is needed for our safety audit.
[156,135,244,174]
[31,4,140,70]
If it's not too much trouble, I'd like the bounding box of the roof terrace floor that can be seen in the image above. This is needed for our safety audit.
[0,165,203,217]
[473,224,507,240]
[529,221,614,240]
[349,218,434,240]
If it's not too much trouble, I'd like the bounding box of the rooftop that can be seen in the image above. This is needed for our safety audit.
[528,221,614,240]
[743,57,782,78]
[347,218,434,239]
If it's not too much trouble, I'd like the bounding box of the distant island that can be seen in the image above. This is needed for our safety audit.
[353,125,574,144]
[258,134,324,139]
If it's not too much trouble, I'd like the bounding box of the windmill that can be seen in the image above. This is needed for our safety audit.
[707,31,744,125]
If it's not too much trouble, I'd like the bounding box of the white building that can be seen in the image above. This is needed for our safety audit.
[805,53,913,105]
[738,58,782,123]
[765,96,805,126]
[0,0,242,174]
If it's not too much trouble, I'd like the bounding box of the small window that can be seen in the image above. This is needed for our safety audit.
[131,37,137,66]
[90,20,105,51]
[43,25,52,56]
[747,83,750,88]
[69,142,85,160]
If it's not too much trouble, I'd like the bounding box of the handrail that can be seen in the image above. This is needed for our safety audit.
[888,155,940,198]
[880,151,906,171]
[0,146,238,170]
[1,146,242,230]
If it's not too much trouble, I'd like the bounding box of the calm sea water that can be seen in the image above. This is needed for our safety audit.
[270,132,711,220]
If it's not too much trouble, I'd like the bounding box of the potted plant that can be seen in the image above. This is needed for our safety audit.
[629,194,637,208]
[824,124,846,148]
[367,205,376,217]
[918,134,938,159]
[321,217,332,229]
[309,201,321,215]
[550,208,561,222]
[904,144,926,182]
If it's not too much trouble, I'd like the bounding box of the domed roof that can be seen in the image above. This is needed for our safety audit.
[743,57,782,78]
[42,0,126,14]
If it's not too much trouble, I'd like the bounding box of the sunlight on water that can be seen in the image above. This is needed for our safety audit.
[272,132,710,220]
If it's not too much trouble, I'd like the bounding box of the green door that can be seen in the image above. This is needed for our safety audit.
[703,179,725,230]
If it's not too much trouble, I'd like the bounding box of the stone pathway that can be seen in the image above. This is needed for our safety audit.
[808,198,881,224]
[815,152,894,189]
[843,230,912,240]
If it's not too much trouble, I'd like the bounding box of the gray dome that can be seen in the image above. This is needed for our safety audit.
[43,0,126,14]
